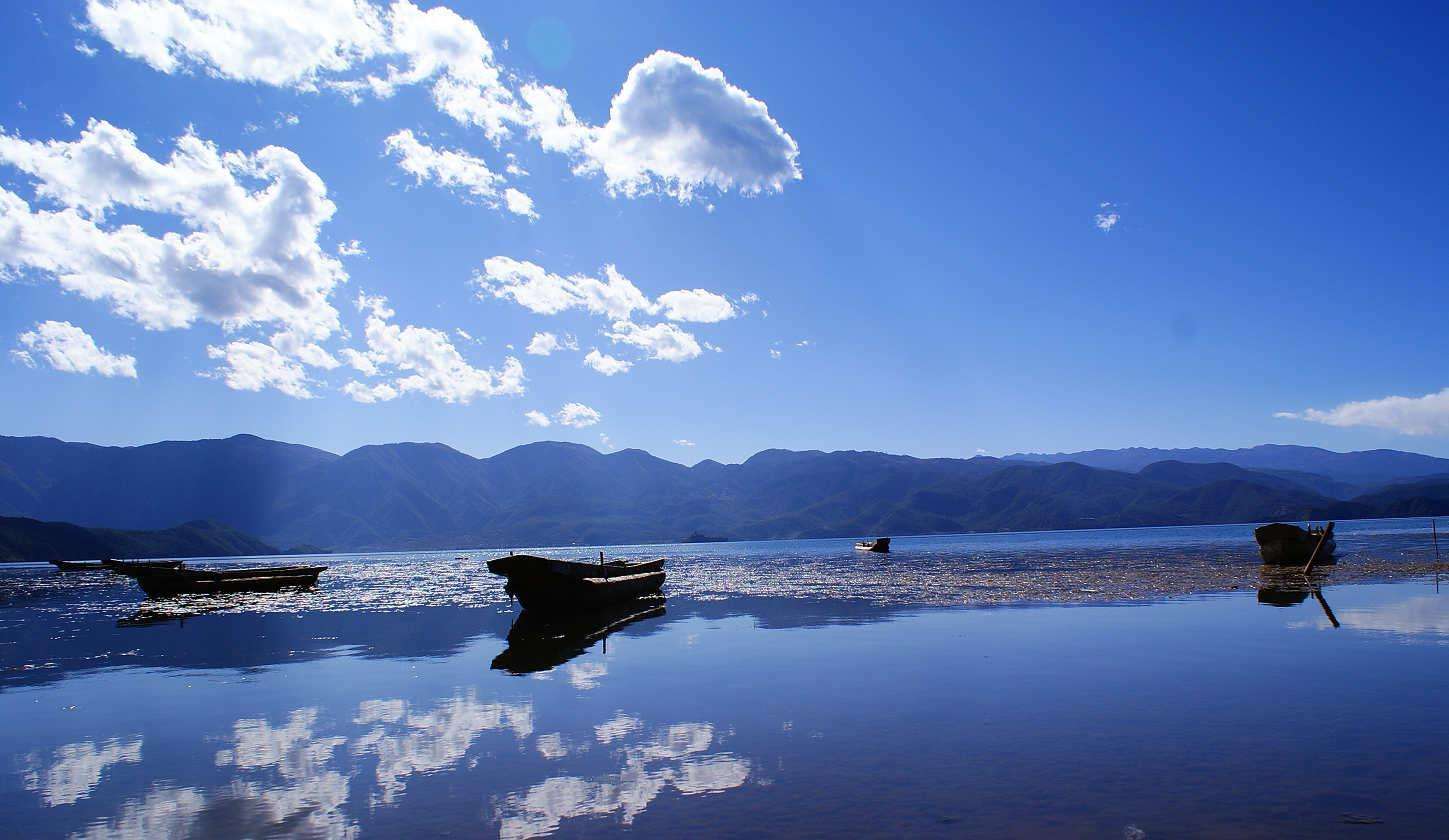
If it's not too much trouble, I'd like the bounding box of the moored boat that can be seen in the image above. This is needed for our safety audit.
[48,559,108,571]
[855,537,891,553]
[1254,522,1336,566]
[129,564,327,598]
[487,552,666,612]
[102,558,186,577]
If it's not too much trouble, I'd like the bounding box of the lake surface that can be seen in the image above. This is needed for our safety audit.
[2,519,1447,838]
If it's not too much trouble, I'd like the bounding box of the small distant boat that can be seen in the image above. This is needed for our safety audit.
[48,559,108,572]
[102,558,186,577]
[1254,522,1336,566]
[130,564,327,598]
[487,552,665,612]
[855,537,891,553]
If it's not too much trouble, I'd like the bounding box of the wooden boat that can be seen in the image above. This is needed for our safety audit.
[1254,522,1336,566]
[102,558,186,577]
[48,559,108,571]
[855,537,891,553]
[491,598,666,674]
[486,552,666,611]
[130,564,327,598]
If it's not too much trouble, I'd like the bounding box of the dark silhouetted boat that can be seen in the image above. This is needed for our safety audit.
[130,564,327,597]
[486,552,665,611]
[48,559,107,571]
[491,597,667,674]
[102,558,186,577]
[855,537,891,553]
[1254,522,1336,566]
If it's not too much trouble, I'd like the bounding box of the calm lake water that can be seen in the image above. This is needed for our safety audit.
[2,519,1447,838]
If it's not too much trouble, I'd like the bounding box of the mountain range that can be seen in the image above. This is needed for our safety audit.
[1,434,1447,552]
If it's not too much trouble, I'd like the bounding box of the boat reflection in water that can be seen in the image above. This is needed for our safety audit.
[1257,573,1341,628]
[492,597,667,675]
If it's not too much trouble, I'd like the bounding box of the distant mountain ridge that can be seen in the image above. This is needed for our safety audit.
[0,516,279,563]
[1,435,1447,551]
[1005,444,1449,490]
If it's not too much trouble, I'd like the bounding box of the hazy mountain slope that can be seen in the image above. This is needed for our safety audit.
[1006,444,1449,486]
[0,516,279,563]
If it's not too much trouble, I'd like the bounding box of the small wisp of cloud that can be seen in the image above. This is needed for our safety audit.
[1095,201,1119,232]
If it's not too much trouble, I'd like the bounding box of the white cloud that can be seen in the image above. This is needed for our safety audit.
[477,258,654,320]
[341,380,398,403]
[525,331,576,356]
[1095,202,1119,232]
[1275,387,1449,436]
[15,320,137,378]
[768,348,781,359]
[655,289,735,323]
[346,293,524,403]
[597,433,613,452]
[60,113,75,127]
[84,7,800,203]
[739,292,759,304]
[339,347,378,375]
[523,409,551,427]
[75,40,99,57]
[477,258,735,360]
[384,129,533,217]
[673,439,695,447]
[555,402,600,428]
[337,239,367,257]
[582,349,631,376]
[206,341,313,398]
[502,187,536,219]
[84,0,390,90]
[606,321,701,362]
[0,120,345,340]
[570,51,802,201]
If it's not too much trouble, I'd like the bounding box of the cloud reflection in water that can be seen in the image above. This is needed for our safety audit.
[495,721,750,839]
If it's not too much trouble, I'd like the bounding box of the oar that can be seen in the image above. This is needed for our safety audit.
[1302,521,1335,575]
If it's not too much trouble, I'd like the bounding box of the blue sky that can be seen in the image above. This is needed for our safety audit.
[1,1,1447,462]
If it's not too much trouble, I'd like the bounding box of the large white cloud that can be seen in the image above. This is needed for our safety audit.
[383,129,535,217]
[574,51,801,200]
[0,120,345,340]
[13,320,138,378]
[84,4,801,201]
[340,293,524,404]
[1276,388,1449,436]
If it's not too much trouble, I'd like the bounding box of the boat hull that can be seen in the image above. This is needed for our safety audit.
[48,559,107,571]
[506,570,666,612]
[103,559,185,577]
[1254,524,1336,566]
[132,566,326,597]
[855,538,890,553]
[488,553,663,578]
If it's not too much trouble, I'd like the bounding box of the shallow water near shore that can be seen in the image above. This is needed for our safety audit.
[2,519,1448,838]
